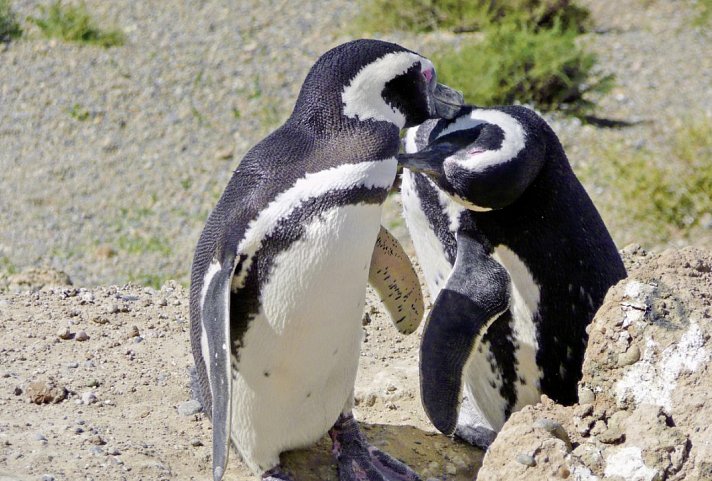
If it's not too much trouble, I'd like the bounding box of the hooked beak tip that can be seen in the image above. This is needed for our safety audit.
[431,83,465,120]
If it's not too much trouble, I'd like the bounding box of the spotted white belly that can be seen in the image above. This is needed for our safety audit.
[230,203,381,473]
[400,170,454,297]
[461,245,542,430]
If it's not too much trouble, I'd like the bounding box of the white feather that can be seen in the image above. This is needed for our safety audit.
[441,109,526,173]
[229,203,381,473]
[400,170,454,296]
[342,53,431,127]
[232,158,397,290]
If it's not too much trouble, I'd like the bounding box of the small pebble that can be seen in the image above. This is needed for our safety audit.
[57,328,72,340]
[91,315,109,325]
[41,475,55,481]
[533,418,572,449]
[80,292,95,304]
[190,438,203,447]
[34,432,48,442]
[89,446,103,455]
[578,387,595,404]
[516,453,536,467]
[66,362,79,369]
[82,391,98,405]
[177,399,202,416]
[618,344,641,367]
[75,331,89,342]
[128,325,140,338]
[598,426,625,444]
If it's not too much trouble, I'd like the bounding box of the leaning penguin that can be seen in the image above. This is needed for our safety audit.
[189,39,464,481]
[398,105,626,448]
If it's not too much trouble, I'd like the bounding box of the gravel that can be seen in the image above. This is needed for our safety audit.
[1,0,359,286]
[1,0,710,289]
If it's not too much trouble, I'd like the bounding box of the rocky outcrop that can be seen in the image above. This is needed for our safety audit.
[477,246,712,480]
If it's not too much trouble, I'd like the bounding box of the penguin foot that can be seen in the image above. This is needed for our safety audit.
[262,465,295,481]
[329,413,421,481]
[454,424,497,450]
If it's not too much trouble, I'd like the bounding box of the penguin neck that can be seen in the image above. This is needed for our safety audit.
[291,99,399,138]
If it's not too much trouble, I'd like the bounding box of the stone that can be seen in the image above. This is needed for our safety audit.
[27,380,67,404]
[177,399,202,416]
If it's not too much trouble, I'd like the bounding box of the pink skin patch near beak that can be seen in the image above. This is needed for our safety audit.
[468,148,486,155]
[422,68,434,83]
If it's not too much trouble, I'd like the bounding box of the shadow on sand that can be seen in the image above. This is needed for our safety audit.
[281,422,484,481]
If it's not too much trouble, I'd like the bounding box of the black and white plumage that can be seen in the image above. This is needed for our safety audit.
[189,39,463,481]
[399,105,626,446]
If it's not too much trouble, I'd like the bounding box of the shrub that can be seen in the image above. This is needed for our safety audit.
[0,0,22,41]
[580,117,712,246]
[356,0,606,115]
[692,0,712,26]
[29,0,124,48]
[356,0,589,34]
[432,16,613,114]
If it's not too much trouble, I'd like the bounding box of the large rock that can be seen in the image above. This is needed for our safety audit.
[477,247,712,480]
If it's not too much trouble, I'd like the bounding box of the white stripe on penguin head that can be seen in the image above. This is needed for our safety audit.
[342,52,429,128]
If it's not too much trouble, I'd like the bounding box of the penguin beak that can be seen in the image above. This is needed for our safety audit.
[398,127,476,178]
[397,151,443,178]
[430,83,464,120]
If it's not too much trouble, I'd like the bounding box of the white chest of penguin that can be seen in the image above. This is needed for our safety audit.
[229,157,397,471]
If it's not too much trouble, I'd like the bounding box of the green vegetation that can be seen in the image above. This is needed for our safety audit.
[433,17,612,114]
[117,233,172,256]
[68,103,90,121]
[357,0,609,115]
[29,0,124,48]
[692,0,712,25]
[580,117,712,246]
[0,255,18,276]
[126,272,172,290]
[0,0,22,41]
[356,0,589,34]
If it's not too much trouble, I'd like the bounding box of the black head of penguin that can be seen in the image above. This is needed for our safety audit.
[402,105,548,210]
[290,39,463,135]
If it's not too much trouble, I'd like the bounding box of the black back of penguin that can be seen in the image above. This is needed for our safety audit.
[189,39,435,416]
[410,105,626,405]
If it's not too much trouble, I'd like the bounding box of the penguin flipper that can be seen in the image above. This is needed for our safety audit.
[419,231,510,435]
[368,225,424,334]
[200,255,236,481]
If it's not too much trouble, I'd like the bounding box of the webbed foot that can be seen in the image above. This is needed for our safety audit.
[454,424,496,450]
[262,465,295,481]
[329,413,421,481]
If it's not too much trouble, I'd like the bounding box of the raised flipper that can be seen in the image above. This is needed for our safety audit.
[368,225,424,334]
[199,252,237,481]
[419,231,510,434]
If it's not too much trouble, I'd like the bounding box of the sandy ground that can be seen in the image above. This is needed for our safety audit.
[0,274,483,481]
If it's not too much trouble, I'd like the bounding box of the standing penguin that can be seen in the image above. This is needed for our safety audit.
[399,105,626,447]
[189,39,463,481]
